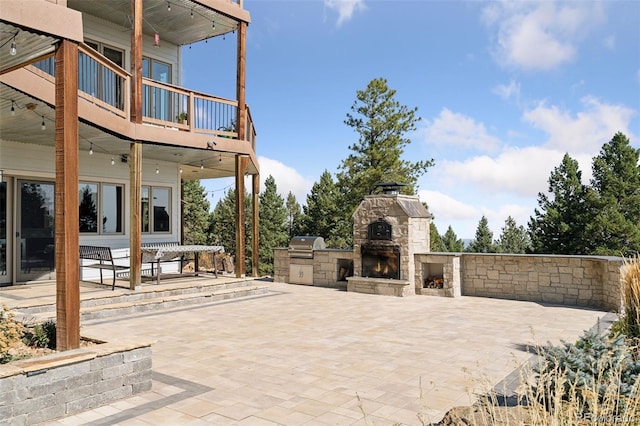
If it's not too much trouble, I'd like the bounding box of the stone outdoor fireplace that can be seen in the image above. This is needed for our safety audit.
[347,183,432,297]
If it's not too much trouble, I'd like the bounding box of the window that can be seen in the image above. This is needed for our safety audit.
[141,186,171,233]
[82,40,125,109]
[142,57,173,121]
[79,182,123,234]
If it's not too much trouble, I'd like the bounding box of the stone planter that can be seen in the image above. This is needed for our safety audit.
[0,334,153,424]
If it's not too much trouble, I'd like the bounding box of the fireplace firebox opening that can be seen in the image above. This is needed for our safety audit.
[361,245,400,279]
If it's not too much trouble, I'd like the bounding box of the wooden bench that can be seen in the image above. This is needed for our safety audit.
[79,245,129,290]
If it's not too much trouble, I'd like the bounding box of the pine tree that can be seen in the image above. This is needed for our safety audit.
[529,154,591,254]
[467,215,497,253]
[442,226,465,252]
[587,132,640,256]
[497,216,531,253]
[258,176,289,276]
[181,180,211,245]
[285,191,304,238]
[334,78,434,246]
[430,222,446,252]
[302,170,345,246]
[210,188,251,271]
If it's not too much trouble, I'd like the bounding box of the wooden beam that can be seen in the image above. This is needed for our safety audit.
[235,155,249,277]
[129,0,143,289]
[54,40,80,351]
[252,173,259,277]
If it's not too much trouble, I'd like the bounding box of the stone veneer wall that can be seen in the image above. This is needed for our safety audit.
[461,254,623,311]
[274,248,353,289]
[276,248,623,311]
[0,340,152,424]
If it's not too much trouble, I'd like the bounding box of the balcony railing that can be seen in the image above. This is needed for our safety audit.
[31,44,255,146]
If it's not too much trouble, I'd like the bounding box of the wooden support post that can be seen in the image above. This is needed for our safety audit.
[129,0,143,288]
[235,155,249,277]
[55,40,80,351]
[236,21,246,141]
[252,173,260,277]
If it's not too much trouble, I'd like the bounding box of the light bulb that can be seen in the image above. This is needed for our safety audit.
[89,143,93,155]
[111,157,115,165]
[200,161,204,170]
[10,40,16,56]
[190,9,194,18]
[10,101,15,116]
[155,166,160,174]
[212,21,216,29]
[41,117,46,130]
[167,2,171,11]
[179,166,183,173]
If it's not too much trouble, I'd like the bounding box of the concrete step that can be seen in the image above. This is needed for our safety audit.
[13,280,271,323]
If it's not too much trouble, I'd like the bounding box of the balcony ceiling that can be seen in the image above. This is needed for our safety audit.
[67,0,242,46]
[0,85,248,181]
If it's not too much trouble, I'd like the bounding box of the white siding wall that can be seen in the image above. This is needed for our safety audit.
[81,14,181,85]
[0,139,182,250]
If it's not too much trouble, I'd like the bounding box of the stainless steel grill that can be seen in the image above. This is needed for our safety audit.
[288,236,326,259]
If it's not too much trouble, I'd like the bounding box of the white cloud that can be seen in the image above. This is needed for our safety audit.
[420,108,501,153]
[324,0,365,26]
[258,156,314,202]
[419,190,479,221]
[483,1,605,71]
[523,97,636,154]
[493,79,521,101]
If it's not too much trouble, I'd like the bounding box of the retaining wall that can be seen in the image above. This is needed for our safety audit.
[0,339,152,424]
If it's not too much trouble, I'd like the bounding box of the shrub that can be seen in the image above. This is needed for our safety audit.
[0,305,24,364]
[24,319,56,349]
[532,330,640,419]
[615,254,640,339]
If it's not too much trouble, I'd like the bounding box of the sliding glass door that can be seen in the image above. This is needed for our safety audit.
[17,180,55,282]
[0,181,8,284]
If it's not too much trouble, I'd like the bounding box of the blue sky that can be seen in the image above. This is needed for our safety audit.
[183,0,640,239]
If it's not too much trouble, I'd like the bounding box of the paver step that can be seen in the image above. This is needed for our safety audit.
[13,280,271,323]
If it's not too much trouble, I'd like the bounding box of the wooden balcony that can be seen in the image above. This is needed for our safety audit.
[32,43,256,151]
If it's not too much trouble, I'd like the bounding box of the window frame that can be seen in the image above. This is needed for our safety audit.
[141,185,172,234]
[78,181,125,235]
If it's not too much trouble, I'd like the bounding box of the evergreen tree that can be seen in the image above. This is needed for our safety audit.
[497,216,531,253]
[181,180,211,245]
[302,171,346,247]
[528,153,590,254]
[258,176,289,276]
[334,78,434,246]
[430,222,446,252]
[210,188,252,271]
[587,132,640,256]
[285,191,304,238]
[442,225,465,252]
[467,215,497,253]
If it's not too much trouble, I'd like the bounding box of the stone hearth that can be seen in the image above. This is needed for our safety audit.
[347,192,432,296]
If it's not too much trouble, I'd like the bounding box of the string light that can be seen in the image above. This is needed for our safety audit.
[179,166,183,173]
[111,157,115,166]
[212,21,216,30]
[10,100,15,116]
[41,116,46,130]
[155,165,160,174]
[167,1,171,11]
[200,161,204,170]
[190,9,194,18]
[89,143,94,155]
[9,37,16,56]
